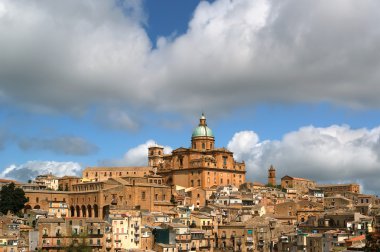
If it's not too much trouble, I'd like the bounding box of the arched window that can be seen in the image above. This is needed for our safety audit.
[202,143,205,149]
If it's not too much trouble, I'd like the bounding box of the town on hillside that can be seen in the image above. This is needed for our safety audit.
[0,115,379,252]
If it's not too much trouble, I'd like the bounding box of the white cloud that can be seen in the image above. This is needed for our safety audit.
[1,0,380,116]
[228,126,380,194]
[101,140,172,167]
[1,161,82,182]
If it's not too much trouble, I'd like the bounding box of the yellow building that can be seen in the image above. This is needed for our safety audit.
[150,114,246,189]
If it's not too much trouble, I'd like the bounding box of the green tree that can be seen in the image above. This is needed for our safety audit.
[0,182,28,215]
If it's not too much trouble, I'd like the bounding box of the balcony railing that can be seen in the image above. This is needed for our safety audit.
[175,238,191,243]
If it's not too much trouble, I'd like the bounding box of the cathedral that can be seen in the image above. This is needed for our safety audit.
[149,114,246,188]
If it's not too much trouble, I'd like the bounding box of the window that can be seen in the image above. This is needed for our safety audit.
[198,180,201,186]
[223,156,227,166]
[163,194,166,200]
[202,143,205,149]
[36,197,39,203]
[191,180,194,187]
[109,172,112,176]
[155,194,158,201]
[142,192,146,200]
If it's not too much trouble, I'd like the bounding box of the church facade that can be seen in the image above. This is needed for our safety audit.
[149,114,246,189]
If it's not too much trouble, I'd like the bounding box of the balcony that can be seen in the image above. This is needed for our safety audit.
[201,225,213,230]
[106,238,112,242]
[175,238,191,243]
[88,243,102,247]
[87,233,103,238]
[134,237,140,243]
[41,244,64,248]
[134,224,139,230]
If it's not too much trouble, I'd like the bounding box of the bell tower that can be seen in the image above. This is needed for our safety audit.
[268,165,276,186]
[148,145,164,168]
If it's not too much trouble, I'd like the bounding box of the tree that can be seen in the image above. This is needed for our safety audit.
[0,182,28,215]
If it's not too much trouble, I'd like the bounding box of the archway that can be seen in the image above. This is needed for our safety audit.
[81,205,86,217]
[93,204,98,218]
[76,205,80,217]
[102,205,110,219]
[87,205,92,218]
[33,205,40,209]
[70,206,75,217]
[24,205,32,213]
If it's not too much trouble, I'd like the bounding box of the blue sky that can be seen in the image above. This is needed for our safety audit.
[1,0,380,194]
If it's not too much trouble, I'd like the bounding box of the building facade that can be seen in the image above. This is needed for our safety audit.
[150,114,246,189]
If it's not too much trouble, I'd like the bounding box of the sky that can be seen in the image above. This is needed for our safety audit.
[1,0,380,194]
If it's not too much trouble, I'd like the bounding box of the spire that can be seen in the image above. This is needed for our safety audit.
[199,113,207,126]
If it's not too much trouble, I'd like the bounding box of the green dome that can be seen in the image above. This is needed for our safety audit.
[192,125,214,137]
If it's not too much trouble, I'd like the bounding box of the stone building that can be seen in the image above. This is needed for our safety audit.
[274,200,324,223]
[281,175,316,194]
[58,176,81,191]
[34,174,60,191]
[37,217,110,251]
[25,176,175,221]
[151,114,246,189]
[82,167,153,182]
[316,183,360,195]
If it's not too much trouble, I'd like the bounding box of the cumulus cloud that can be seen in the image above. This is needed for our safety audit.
[1,161,82,182]
[228,126,380,194]
[101,140,172,166]
[1,0,380,116]
[18,136,98,156]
